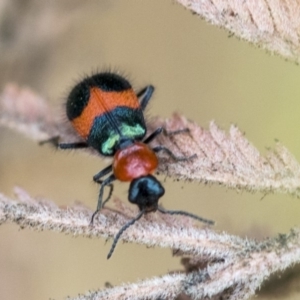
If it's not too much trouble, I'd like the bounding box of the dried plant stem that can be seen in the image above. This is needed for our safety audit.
[0,188,242,259]
[1,190,300,300]
[1,84,300,198]
[176,0,300,63]
[68,273,185,300]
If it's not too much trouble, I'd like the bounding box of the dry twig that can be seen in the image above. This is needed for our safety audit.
[176,0,300,63]
[1,83,300,197]
[1,188,300,300]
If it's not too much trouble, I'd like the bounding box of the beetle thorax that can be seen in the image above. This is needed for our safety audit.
[113,142,158,181]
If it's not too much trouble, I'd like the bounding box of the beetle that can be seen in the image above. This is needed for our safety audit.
[51,72,214,258]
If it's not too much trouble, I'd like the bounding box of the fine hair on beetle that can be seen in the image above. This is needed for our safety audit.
[43,72,214,259]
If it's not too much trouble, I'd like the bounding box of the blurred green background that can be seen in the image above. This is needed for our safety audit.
[1,1,300,299]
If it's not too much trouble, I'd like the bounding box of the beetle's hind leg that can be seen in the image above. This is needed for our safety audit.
[137,85,155,111]
[39,136,88,149]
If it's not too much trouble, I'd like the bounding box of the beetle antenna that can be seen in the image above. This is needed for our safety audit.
[107,209,145,259]
[157,207,214,225]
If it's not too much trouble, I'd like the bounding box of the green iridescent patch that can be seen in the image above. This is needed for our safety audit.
[101,124,145,155]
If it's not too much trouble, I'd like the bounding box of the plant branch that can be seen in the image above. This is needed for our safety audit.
[176,0,300,63]
[2,188,300,300]
[0,187,240,260]
[1,84,300,197]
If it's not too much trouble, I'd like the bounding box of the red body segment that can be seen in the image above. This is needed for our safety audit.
[113,142,159,181]
[71,87,140,139]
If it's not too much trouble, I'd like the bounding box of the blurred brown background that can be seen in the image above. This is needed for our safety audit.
[1,1,300,299]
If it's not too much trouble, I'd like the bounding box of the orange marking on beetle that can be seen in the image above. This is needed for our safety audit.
[113,142,158,181]
[71,87,140,139]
